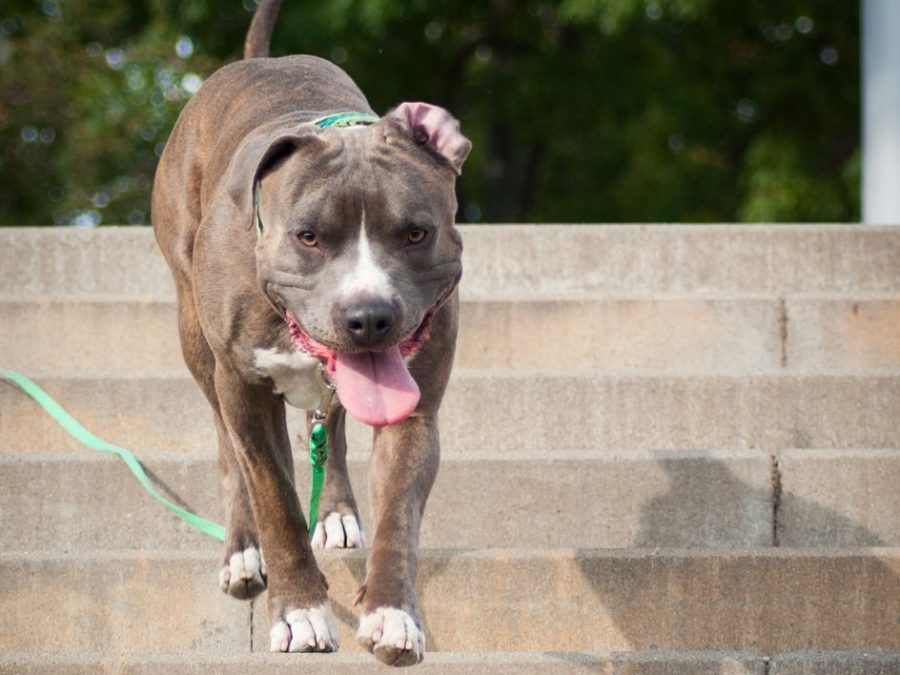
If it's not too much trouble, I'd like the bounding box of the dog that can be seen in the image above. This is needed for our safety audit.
[151,0,470,666]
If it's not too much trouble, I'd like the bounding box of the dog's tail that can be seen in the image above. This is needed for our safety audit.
[244,0,283,59]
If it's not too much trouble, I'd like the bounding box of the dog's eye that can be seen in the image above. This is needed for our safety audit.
[407,227,427,245]
[298,231,318,247]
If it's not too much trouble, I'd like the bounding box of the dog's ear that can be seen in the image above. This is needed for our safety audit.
[226,126,325,227]
[386,102,471,174]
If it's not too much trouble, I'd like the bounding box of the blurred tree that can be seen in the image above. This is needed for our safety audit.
[0,0,859,225]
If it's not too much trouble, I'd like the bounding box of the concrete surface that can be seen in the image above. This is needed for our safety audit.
[0,451,773,551]
[5,652,898,675]
[2,549,898,654]
[0,651,769,674]
[778,449,900,546]
[770,651,900,674]
[2,373,898,454]
[786,297,900,370]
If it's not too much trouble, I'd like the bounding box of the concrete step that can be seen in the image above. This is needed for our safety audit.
[4,651,898,675]
[5,449,898,552]
[770,652,900,674]
[2,372,898,454]
[2,225,898,301]
[778,449,900,546]
[0,450,777,551]
[2,549,897,654]
[0,650,900,675]
[0,651,768,674]
[3,295,899,376]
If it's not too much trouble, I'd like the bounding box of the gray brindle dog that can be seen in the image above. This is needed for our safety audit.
[152,0,470,666]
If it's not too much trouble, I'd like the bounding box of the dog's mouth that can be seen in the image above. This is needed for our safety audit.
[285,309,436,427]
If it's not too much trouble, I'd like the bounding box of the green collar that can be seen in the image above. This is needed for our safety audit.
[255,112,380,239]
[311,111,380,128]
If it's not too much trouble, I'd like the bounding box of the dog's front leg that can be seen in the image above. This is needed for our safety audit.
[214,361,339,653]
[357,414,439,666]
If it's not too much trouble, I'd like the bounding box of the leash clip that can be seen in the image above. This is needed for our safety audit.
[307,366,334,536]
[313,365,336,423]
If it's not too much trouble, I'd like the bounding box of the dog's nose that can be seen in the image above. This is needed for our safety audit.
[344,300,396,347]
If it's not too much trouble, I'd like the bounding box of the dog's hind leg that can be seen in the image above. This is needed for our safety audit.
[176,288,266,599]
[309,405,366,550]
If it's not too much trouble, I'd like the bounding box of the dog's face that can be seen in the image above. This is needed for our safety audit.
[227,103,470,426]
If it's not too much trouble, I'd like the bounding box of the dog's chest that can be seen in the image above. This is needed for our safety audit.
[253,347,323,410]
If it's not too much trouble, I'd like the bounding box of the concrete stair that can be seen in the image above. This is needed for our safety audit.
[14,652,896,675]
[4,295,899,374]
[1,225,898,672]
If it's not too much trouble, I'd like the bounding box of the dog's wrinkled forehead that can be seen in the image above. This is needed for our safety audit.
[256,115,465,277]
[267,119,461,233]
[227,102,470,239]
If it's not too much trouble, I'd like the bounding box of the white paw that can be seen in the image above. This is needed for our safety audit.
[357,607,425,666]
[218,546,267,599]
[269,602,340,653]
[311,512,366,550]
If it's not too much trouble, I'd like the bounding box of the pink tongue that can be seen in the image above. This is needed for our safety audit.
[332,347,420,427]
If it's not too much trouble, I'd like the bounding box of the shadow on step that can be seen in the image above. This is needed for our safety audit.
[574,454,897,654]
[634,455,888,549]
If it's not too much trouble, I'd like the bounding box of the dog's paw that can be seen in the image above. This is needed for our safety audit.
[218,546,267,599]
[357,607,425,667]
[270,603,340,653]
[311,512,366,550]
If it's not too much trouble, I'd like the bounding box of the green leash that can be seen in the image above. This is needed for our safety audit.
[307,421,328,537]
[1,366,330,543]
[0,366,226,541]
[307,376,336,538]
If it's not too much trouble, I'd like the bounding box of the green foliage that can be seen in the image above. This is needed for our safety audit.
[0,0,860,225]
[0,0,220,226]
[738,135,845,222]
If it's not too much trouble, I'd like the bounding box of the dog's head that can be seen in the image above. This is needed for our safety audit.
[226,102,470,427]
